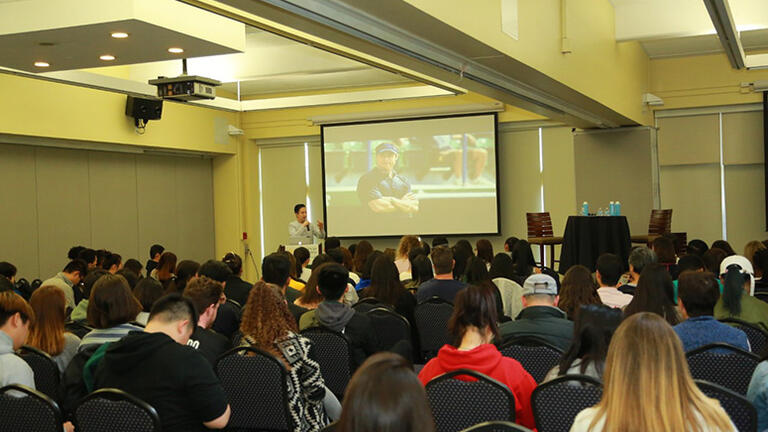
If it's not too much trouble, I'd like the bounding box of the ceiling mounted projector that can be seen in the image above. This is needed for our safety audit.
[148,75,221,101]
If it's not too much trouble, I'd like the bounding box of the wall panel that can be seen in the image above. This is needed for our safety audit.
[0,144,39,278]
[660,164,722,244]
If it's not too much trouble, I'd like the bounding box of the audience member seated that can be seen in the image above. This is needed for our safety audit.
[294,246,312,282]
[509,240,538,286]
[340,247,359,285]
[416,246,467,303]
[240,281,339,426]
[122,258,143,279]
[618,246,657,295]
[712,240,736,257]
[704,247,728,274]
[674,271,749,352]
[263,253,308,325]
[476,239,494,270]
[154,252,178,292]
[27,286,80,372]
[294,263,327,310]
[395,235,421,275]
[184,276,232,366]
[361,255,417,328]
[42,259,88,311]
[133,278,164,326]
[0,261,17,286]
[355,251,382,292]
[399,245,426,284]
[748,346,768,430]
[488,253,524,319]
[672,254,709,303]
[353,241,374,278]
[336,352,435,432]
[94,294,231,432]
[221,253,252,306]
[417,284,537,430]
[432,236,449,248]
[652,236,679,280]
[404,254,433,292]
[77,248,98,272]
[451,240,474,281]
[0,275,13,294]
[543,304,622,382]
[464,256,506,321]
[0,291,35,388]
[570,313,734,432]
[714,255,768,332]
[503,236,519,254]
[745,240,766,268]
[116,268,139,290]
[498,274,574,351]
[325,237,341,251]
[753,249,768,295]
[69,269,108,322]
[173,260,200,294]
[145,244,165,277]
[102,252,122,274]
[687,239,709,257]
[198,259,238,339]
[624,264,680,326]
[282,251,307,292]
[299,263,379,370]
[595,253,633,309]
[557,265,601,320]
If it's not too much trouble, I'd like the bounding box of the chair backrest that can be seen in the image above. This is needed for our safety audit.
[531,375,603,432]
[65,320,94,339]
[718,317,768,354]
[0,384,62,432]
[18,345,60,402]
[367,307,411,352]
[415,297,454,360]
[74,388,160,432]
[426,369,515,432]
[300,327,353,399]
[498,337,564,383]
[459,421,533,432]
[686,343,759,395]
[648,209,672,235]
[695,380,757,432]
[526,212,554,238]
[215,346,294,430]
[755,292,768,304]
[352,297,387,314]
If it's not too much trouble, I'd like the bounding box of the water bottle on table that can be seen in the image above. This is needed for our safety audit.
[582,201,589,216]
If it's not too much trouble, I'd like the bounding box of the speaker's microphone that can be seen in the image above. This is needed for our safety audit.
[307,224,310,231]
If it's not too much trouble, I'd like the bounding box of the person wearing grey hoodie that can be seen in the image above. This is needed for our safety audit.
[299,263,379,370]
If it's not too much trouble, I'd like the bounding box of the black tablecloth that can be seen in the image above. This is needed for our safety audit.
[558,216,631,274]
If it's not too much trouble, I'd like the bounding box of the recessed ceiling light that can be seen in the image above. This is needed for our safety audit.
[99,55,116,61]
[111,32,129,39]
[34,61,50,68]
[168,47,184,54]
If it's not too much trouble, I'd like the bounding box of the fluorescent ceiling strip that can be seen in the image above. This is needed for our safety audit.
[240,86,453,111]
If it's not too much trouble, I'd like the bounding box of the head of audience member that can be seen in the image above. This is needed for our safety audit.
[174,260,201,293]
[475,239,494,265]
[156,252,178,281]
[396,235,420,261]
[325,237,341,251]
[294,203,307,223]
[340,247,354,272]
[624,263,679,325]
[353,241,374,274]
[712,240,736,257]
[0,291,34,350]
[652,236,677,264]
[488,253,514,280]
[198,260,232,285]
[317,263,349,302]
[80,269,108,302]
[383,248,396,260]
[627,246,657,283]
[146,294,198,345]
[222,253,243,278]
[419,241,431,257]
[595,312,732,431]
[149,244,165,262]
[558,265,600,320]
[77,248,98,270]
[183,276,224,330]
[122,259,143,278]
[311,253,334,270]
[87,274,142,329]
[336,352,435,432]
[361,251,384,280]
[521,273,559,308]
[96,249,109,269]
[102,252,122,274]
[68,246,86,260]
[326,248,344,266]
[432,236,449,248]
[687,239,709,257]
[448,284,499,347]
[754,249,768,279]
[410,255,434,285]
[367,255,405,306]
[452,240,474,279]
[430,246,454,278]
[558,304,622,377]
[677,271,719,320]
[262,253,291,290]
[27,286,67,356]
[280,251,300,281]
[745,240,766,267]
[720,255,755,317]
[298,263,328,308]
[61,259,88,286]
[133,278,164,313]
[116,268,139,290]
[293,247,310,274]
[595,253,622,288]
[240,281,297,358]
[348,243,357,257]
[504,236,519,253]
[511,240,537,278]
[407,246,426,268]
[703,248,728,274]
[0,262,17,284]
[464,256,492,285]
[0,277,13,293]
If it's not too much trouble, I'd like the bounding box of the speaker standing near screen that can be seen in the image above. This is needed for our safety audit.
[288,203,325,244]
[355,142,420,214]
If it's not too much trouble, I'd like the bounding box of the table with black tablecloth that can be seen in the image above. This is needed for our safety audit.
[558,216,631,274]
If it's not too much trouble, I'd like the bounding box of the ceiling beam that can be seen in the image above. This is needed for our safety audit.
[703,0,746,69]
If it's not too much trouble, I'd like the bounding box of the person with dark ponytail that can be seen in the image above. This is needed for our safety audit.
[714,255,768,332]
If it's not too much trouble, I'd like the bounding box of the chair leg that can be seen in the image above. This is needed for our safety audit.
[539,245,545,267]
[549,244,556,269]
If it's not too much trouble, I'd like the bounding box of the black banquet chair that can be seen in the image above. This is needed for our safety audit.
[718,317,768,354]
[460,421,533,432]
[0,384,62,432]
[18,345,61,402]
[695,380,757,432]
[531,375,603,432]
[367,307,412,354]
[686,343,759,395]
[414,297,454,361]
[498,337,564,383]
[215,346,295,431]
[300,327,353,399]
[426,369,515,432]
[74,388,160,432]
[352,297,386,314]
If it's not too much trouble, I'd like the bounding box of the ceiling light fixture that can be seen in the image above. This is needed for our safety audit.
[110,32,129,39]
[99,55,116,61]
[168,47,184,54]
[34,61,50,68]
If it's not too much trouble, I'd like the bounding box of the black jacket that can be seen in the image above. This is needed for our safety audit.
[498,305,574,351]
[224,275,253,306]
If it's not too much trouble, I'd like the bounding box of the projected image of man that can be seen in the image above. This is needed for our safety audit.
[356,142,419,214]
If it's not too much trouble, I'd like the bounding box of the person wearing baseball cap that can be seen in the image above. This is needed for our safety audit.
[355,142,419,214]
[498,273,574,351]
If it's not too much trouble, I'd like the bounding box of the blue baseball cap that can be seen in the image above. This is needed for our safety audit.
[375,142,399,155]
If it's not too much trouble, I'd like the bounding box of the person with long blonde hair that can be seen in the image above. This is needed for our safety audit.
[570,312,735,432]
[27,285,81,372]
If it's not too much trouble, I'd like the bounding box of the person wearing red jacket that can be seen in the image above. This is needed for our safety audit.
[418,284,537,430]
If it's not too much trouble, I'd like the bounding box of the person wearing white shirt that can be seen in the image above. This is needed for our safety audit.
[595,253,633,309]
[288,203,325,244]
